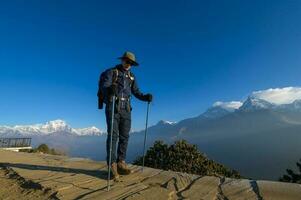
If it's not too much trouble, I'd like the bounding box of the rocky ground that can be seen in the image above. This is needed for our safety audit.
[0,149,300,200]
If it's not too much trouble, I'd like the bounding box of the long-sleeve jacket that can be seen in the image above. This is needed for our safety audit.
[101,64,146,105]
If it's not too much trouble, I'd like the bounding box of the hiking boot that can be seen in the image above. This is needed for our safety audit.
[109,162,120,181]
[117,160,132,175]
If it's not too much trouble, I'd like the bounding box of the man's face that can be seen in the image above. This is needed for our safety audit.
[121,59,132,70]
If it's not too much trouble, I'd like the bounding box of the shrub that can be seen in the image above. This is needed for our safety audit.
[279,158,301,183]
[36,144,50,154]
[133,140,240,178]
[20,144,65,156]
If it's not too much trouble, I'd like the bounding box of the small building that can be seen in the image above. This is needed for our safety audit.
[0,138,32,152]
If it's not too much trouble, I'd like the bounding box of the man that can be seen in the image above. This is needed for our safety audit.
[99,51,153,180]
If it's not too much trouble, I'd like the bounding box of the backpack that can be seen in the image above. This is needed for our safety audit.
[97,67,134,109]
[97,67,119,109]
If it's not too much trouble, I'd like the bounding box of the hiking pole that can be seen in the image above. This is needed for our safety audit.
[107,96,116,191]
[142,102,150,172]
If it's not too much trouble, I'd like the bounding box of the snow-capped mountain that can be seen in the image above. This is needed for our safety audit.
[202,101,242,118]
[130,87,301,181]
[72,126,103,136]
[204,87,301,114]
[156,120,177,126]
[238,96,274,111]
[0,120,104,137]
[238,87,301,112]
[251,87,301,105]
[277,99,301,111]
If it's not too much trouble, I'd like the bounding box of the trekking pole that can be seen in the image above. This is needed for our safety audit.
[107,96,116,191]
[142,102,150,172]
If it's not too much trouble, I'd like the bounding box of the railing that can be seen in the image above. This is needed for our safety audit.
[0,138,32,148]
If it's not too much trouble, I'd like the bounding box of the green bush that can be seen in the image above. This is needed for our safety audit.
[279,158,301,183]
[133,140,241,178]
[20,144,65,156]
[37,144,50,153]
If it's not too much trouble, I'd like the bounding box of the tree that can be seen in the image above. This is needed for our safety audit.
[20,144,65,155]
[36,144,50,154]
[279,159,301,183]
[133,140,240,178]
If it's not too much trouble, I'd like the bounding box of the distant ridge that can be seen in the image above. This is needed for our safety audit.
[0,119,104,137]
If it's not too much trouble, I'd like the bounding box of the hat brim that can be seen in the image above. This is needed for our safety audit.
[118,57,139,66]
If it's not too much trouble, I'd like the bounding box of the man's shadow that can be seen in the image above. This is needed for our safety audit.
[0,162,108,180]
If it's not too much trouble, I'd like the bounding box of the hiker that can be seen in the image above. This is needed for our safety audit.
[98,51,153,180]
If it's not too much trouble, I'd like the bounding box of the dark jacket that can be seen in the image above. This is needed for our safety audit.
[101,64,146,105]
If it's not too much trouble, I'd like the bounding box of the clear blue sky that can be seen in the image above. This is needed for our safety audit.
[1,0,301,130]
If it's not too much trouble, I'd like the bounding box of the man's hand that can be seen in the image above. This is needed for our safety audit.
[144,93,153,103]
[108,84,118,97]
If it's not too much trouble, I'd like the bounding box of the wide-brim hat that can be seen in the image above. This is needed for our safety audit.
[118,51,139,66]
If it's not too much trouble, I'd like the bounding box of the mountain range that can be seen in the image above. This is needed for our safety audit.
[1,87,301,180]
[0,120,103,137]
[129,87,301,180]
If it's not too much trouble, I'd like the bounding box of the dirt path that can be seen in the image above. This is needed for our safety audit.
[0,166,58,200]
[0,149,300,200]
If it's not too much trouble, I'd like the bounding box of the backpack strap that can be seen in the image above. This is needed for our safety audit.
[112,67,119,85]
[111,67,134,87]
[128,71,134,81]
[127,71,134,87]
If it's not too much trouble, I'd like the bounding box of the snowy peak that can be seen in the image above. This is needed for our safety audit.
[0,120,104,137]
[202,101,242,118]
[239,97,274,111]
[251,87,301,105]
[157,120,177,126]
[202,106,233,119]
[212,101,243,111]
[40,120,71,133]
[236,87,301,112]
[202,87,301,114]
[291,99,301,109]
[238,87,301,112]
[72,126,102,136]
[201,87,301,116]
[277,99,301,111]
